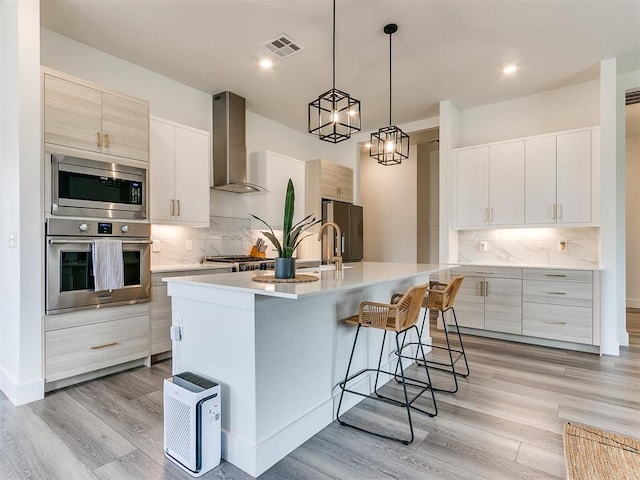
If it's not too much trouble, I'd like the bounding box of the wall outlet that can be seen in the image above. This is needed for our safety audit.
[8,232,17,248]
[479,241,488,252]
[559,240,568,252]
[186,239,194,251]
[152,240,160,253]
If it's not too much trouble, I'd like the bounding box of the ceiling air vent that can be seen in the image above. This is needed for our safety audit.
[626,90,640,106]
[263,33,303,58]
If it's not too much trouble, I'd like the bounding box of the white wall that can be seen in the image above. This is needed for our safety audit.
[457,80,600,147]
[626,133,640,307]
[0,0,43,405]
[360,147,417,262]
[41,28,211,131]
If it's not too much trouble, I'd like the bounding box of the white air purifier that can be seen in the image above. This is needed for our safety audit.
[164,372,221,477]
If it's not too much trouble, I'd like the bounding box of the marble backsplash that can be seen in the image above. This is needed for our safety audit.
[457,227,600,267]
[151,217,267,266]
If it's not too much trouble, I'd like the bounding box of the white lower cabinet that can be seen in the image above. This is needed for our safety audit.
[450,266,600,349]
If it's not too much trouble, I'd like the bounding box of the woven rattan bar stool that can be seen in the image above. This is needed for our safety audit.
[336,283,437,445]
[398,275,469,393]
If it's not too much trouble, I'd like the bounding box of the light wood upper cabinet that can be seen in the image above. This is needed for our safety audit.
[308,159,353,203]
[43,70,149,162]
[456,141,524,227]
[150,116,210,226]
[100,92,150,161]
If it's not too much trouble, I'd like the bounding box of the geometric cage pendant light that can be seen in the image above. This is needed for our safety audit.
[308,0,361,143]
[370,23,409,165]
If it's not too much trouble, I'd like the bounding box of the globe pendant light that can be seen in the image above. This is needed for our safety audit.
[308,0,361,143]
[370,23,409,165]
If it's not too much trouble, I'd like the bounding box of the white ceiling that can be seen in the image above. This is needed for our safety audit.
[40,0,640,134]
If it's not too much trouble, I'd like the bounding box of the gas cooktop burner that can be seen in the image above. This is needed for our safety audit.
[203,255,275,272]
[203,255,274,263]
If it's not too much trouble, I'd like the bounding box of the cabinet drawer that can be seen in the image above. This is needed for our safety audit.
[46,315,149,382]
[523,269,593,283]
[523,280,591,307]
[523,302,592,344]
[451,266,522,279]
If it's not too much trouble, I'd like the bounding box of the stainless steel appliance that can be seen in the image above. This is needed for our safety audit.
[203,255,274,272]
[322,201,364,264]
[51,153,147,219]
[46,218,151,314]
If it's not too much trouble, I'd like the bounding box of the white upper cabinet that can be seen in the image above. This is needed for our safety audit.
[525,135,557,224]
[250,151,306,228]
[150,117,210,226]
[43,71,149,162]
[457,127,597,229]
[456,141,524,227]
[457,146,489,227]
[556,130,592,224]
[525,129,593,225]
[489,141,525,226]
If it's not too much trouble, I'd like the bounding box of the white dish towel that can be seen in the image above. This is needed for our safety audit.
[92,238,124,291]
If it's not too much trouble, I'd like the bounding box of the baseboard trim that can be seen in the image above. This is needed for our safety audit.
[0,368,44,406]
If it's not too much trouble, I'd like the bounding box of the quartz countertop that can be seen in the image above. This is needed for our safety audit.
[163,262,453,299]
[454,263,601,271]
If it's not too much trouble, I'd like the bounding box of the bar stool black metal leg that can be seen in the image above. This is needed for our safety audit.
[414,325,438,417]
[336,324,361,424]
[373,330,388,397]
[394,331,414,445]
[441,312,460,393]
[450,308,470,377]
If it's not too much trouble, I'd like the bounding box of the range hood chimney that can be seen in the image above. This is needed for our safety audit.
[211,91,260,193]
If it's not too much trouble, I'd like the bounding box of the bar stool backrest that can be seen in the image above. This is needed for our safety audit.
[393,283,430,331]
[425,275,465,311]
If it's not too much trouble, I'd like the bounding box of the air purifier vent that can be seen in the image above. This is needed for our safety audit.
[165,395,192,463]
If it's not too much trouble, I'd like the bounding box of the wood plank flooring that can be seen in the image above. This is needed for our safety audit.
[1,313,638,479]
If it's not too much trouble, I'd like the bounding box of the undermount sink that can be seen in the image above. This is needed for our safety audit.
[297,265,354,273]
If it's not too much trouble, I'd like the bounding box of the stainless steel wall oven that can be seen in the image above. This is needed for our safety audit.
[51,153,146,220]
[46,218,151,314]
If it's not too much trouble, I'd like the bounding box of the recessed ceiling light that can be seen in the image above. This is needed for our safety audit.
[502,64,518,74]
[259,59,273,69]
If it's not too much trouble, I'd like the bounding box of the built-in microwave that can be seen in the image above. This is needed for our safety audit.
[51,153,146,220]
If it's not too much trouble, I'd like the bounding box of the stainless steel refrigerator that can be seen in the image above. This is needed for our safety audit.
[321,200,363,264]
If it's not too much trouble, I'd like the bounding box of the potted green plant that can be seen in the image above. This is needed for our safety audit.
[251,178,320,279]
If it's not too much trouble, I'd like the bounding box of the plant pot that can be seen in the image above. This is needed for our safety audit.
[275,257,296,279]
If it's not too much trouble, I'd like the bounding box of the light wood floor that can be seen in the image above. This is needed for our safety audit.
[1,314,638,479]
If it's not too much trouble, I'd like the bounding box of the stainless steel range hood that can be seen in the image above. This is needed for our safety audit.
[211,91,261,193]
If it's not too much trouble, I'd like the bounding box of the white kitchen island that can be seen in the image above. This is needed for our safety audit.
[164,262,452,477]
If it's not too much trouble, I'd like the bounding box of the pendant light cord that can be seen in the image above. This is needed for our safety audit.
[388,29,392,125]
[332,0,336,91]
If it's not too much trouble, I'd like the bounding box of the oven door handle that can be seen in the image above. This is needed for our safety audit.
[48,239,153,245]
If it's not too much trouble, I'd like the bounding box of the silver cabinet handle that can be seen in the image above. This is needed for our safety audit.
[485,280,489,296]
[176,199,181,216]
[545,274,567,277]
[544,291,567,295]
[552,204,556,220]
[170,199,175,216]
[490,207,494,222]
[474,270,494,274]
[483,208,488,222]
[544,321,567,325]
[479,280,485,297]
[557,203,562,219]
